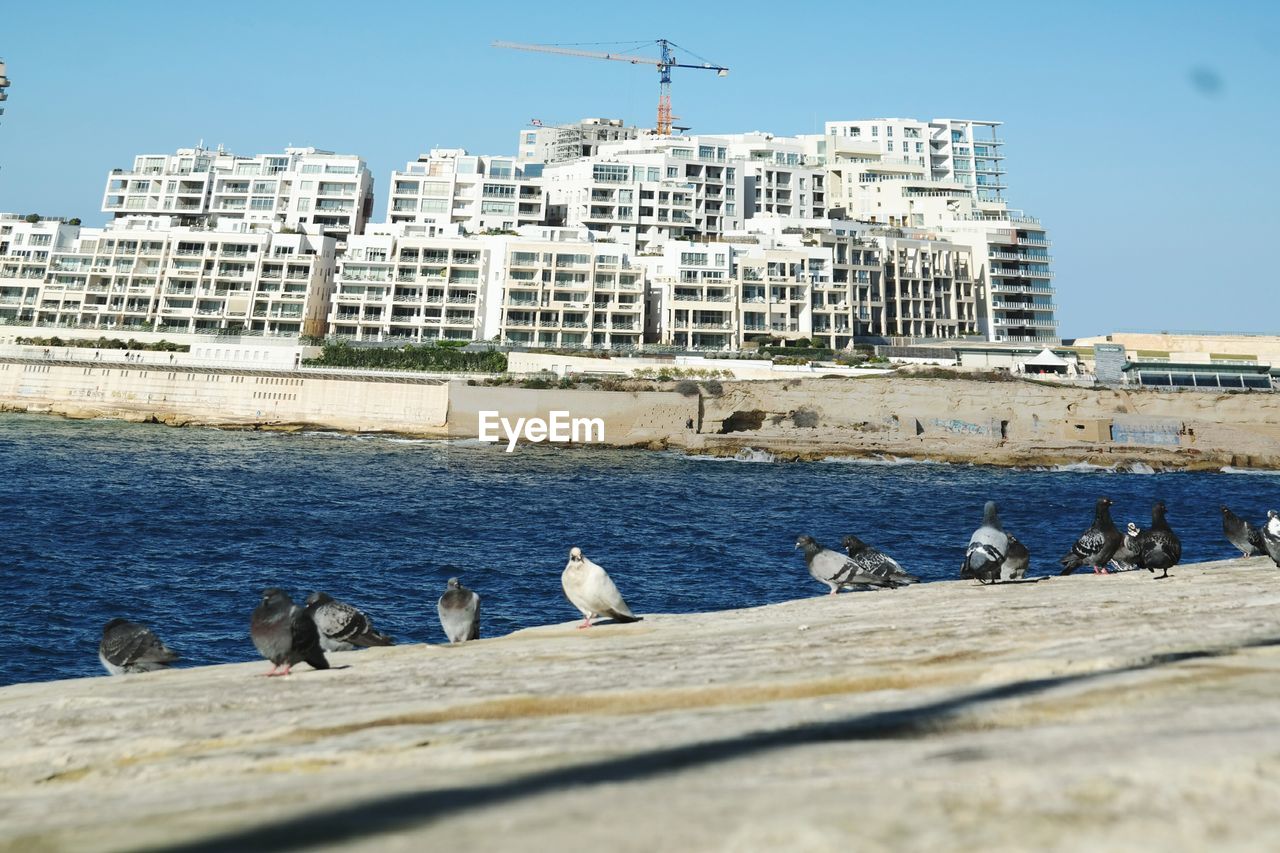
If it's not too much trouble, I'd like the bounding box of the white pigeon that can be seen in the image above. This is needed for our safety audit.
[562,547,639,628]
[437,577,481,643]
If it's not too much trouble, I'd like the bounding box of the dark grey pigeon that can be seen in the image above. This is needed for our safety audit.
[961,501,1011,584]
[1111,522,1142,571]
[1261,510,1280,568]
[99,619,180,675]
[305,592,394,652]
[437,577,481,643]
[251,588,329,676]
[1221,505,1263,558]
[1005,534,1031,580]
[1134,501,1182,580]
[1060,497,1123,575]
[840,535,920,588]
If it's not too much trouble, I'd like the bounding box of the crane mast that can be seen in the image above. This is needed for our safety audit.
[493,39,727,136]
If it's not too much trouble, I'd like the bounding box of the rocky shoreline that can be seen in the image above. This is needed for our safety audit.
[5,366,1280,471]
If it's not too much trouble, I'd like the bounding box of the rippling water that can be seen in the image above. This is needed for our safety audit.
[2,413,1275,686]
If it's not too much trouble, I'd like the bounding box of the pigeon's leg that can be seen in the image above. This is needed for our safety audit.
[1093,564,1111,575]
[1154,569,1172,580]
[260,663,281,677]
[577,614,594,630]
[267,663,294,677]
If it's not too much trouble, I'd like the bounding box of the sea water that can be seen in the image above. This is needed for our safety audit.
[2,413,1275,686]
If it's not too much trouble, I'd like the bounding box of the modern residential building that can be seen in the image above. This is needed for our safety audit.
[516,118,642,164]
[1,216,336,338]
[385,149,546,233]
[102,147,374,238]
[541,136,746,250]
[328,224,645,348]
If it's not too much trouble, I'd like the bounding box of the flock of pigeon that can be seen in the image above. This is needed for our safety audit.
[98,500,1280,677]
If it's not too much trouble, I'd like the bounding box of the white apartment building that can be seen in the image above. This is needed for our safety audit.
[102,146,374,237]
[542,137,746,250]
[1,216,336,339]
[329,225,490,343]
[496,231,645,349]
[516,118,642,164]
[385,149,546,233]
[328,225,645,349]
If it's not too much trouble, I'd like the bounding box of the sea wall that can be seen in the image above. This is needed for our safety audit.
[0,357,450,434]
[4,356,1280,467]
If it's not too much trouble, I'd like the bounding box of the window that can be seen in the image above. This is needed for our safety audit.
[487,160,514,179]
[301,165,323,174]
[420,198,447,213]
[481,201,515,214]
[524,133,536,143]
[647,167,660,181]
[592,164,630,183]
[887,142,894,152]
[871,127,878,137]
[666,167,679,178]
[887,127,893,137]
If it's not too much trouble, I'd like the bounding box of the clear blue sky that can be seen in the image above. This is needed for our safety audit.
[2,0,1277,338]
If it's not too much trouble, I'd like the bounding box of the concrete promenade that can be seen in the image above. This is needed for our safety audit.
[3,558,1279,851]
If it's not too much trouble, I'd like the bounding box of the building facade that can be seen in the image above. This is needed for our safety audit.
[102,147,374,238]
[1,217,335,338]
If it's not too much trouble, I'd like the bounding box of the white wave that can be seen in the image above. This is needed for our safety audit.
[1024,460,1164,475]
[686,447,777,463]
[1220,466,1280,476]
[820,455,950,467]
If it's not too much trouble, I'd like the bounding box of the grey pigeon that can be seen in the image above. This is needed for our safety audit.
[305,592,394,652]
[796,534,898,593]
[1261,510,1280,568]
[437,577,481,643]
[961,501,1016,584]
[562,547,639,628]
[1111,522,1142,571]
[1060,497,1123,575]
[251,588,329,676]
[839,535,920,588]
[1133,501,1182,580]
[99,619,180,675]
[1221,505,1263,558]
[1004,534,1031,580]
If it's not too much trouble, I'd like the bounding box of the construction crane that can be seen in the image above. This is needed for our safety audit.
[493,40,727,136]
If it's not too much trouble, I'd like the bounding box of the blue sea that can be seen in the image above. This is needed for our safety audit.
[2,413,1276,687]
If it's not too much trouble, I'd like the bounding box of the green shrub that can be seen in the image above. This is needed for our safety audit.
[304,341,507,373]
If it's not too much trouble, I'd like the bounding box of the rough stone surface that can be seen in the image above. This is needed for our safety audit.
[3,559,1280,851]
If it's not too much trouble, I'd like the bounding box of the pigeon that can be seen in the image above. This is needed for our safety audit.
[305,592,394,652]
[1004,534,1031,580]
[1060,497,1123,575]
[437,577,481,643]
[251,588,329,676]
[562,547,639,628]
[1261,510,1280,568]
[797,534,892,593]
[1221,505,1263,558]
[961,501,1017,584]
[1133,501,1182,580]
[839,535,920,588]
[98,619,180,675]
[1110,522,1142,571]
